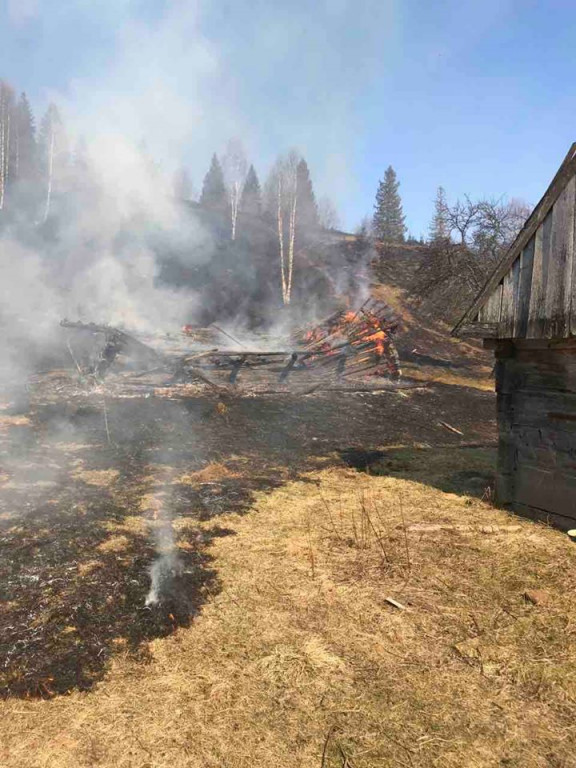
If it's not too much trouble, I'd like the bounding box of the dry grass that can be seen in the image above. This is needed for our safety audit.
[1,447,576,767]
[403,364,495,392]
[176,461,239,484]
[71,469,120,487]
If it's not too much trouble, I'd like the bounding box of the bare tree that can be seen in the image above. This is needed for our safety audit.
[173,167,195,201]
[318,196,341,230]
[445,195,482,245]
[222,139,248,240]
[473,197,531,262]
[414,194,530,321]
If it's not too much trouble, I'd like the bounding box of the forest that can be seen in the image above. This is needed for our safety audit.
[0,76,531,333]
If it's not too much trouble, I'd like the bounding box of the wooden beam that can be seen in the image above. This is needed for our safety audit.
[456,321,498,338]
[453,142,576,337]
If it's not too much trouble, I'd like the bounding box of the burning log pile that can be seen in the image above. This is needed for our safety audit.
[292,298,401,380]
[61,299,402,394]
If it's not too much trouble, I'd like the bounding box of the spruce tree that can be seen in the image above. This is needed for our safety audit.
[429,186,450,242]
[372,166,406,242]
[239,164,262,215]
[200,154,228,209]
[14,93,36,183]
[296,157,319,230]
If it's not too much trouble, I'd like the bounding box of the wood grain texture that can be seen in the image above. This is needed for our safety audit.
[493,347,576,526]
[453,144,576,336]
[544,175,575,337]
[499,268,516,338]
[515,238,535,337]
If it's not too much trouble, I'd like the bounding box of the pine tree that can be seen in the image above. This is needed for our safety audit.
[239,164,262,215]
[429,186,450,242]
[372,166,406,243]
[14,93,36,183]
[296,157,319,231]
[200,154,228,209]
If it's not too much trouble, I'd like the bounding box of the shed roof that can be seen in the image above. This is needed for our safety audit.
[453,143,576,339]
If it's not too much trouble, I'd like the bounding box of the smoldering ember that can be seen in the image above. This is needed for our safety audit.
[2,10,576,767]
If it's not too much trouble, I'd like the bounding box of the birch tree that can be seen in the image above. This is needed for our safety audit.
[0,81,15,211]
[265,151,299,305]
[222,139,247,239]
[318,196,340,230]
[38,104,68,223]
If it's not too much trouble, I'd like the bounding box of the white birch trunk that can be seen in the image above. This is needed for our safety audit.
[0,95,7,210]
[277,175,287,303]
[43,124,55,223]
[231,180,240,240]
[285,172,298,305]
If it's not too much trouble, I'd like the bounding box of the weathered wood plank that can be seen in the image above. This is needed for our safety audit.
[512,389,576,430]
[514,424,576,454]
[514,464,576,526]
[515,441,576,473]
[457,321,498,338]
[501,349,576,393]
[478,283,503,324]
[515,237,535,337]
[538,208,554,336]
[544,175,575,337]
[515,337,576,351]
[512,501,576,531]
[499,268,516,337]
[527,223,545,337]
[453,143,576,337]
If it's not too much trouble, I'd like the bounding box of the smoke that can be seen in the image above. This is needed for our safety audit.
[0,1,390,615]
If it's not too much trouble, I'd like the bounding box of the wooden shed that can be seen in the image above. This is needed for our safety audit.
[454,143,576,530]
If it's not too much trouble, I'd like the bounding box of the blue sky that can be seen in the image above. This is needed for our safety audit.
[1,0,575,235]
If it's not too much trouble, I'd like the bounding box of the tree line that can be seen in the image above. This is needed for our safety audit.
[0,80,81,223]
[370,164,530,319]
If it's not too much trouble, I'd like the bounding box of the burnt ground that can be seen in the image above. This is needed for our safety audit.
[0,345,496,698]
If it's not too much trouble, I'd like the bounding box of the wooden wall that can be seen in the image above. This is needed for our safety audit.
[494,339,576,529]
[478,174,576,339]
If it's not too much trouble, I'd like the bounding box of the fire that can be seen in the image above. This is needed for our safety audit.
[298,300,401,379]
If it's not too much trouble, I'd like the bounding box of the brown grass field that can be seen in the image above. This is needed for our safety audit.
[2,445,576,768]
[1,282,575,767]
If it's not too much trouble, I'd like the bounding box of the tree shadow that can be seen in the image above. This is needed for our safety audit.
[338,444,496,500]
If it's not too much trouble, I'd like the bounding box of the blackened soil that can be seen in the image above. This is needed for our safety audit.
[0,375,495,698]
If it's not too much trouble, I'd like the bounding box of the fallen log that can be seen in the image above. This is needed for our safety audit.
[61,320,163,378]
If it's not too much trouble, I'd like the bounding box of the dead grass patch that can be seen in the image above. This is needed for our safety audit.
[404,364,495,392]
[0,415,31,429]
[1,447,575,767]
[96,535,131,554]
[71,469,120,487]
[176,461,239,484]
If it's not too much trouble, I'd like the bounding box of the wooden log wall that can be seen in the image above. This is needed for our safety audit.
[494,338,576,529]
